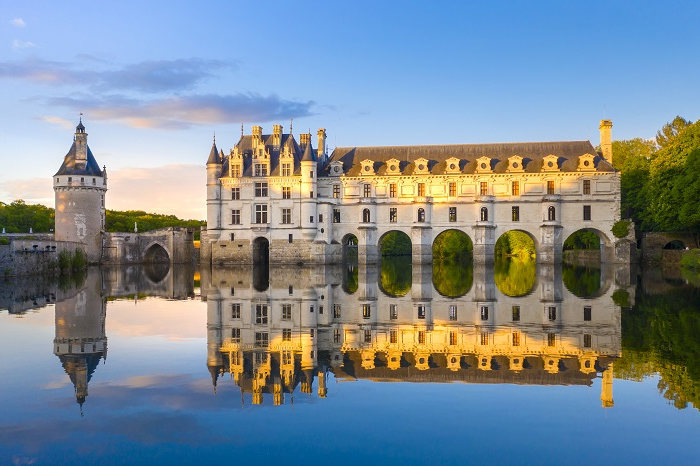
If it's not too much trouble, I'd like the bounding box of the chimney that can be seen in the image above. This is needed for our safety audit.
[252,125,262,143]
[299,133,311,149]
[272,124,283,147]
[317,128,327,159]
[599,120,613,166]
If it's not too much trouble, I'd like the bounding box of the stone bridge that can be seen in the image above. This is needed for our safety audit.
[101,227,194,265]
[641,232,698,263]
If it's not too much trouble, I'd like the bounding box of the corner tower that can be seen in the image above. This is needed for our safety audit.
[54,120,107,262]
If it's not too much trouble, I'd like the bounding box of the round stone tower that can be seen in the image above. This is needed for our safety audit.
[53,120,107,263]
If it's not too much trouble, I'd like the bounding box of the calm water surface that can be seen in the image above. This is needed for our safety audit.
[1,260,700,465]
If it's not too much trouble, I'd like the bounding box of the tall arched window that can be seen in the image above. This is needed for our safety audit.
[480,207,488,222]
[548,206,556,221]
[362,208,371,223]
[417,208,425,222]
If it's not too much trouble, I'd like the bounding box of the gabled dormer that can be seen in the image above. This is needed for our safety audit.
[444,157,461,174]
[229,147,243,177]
[385,158,402,175]
[360,159,375,176]
[475,156,493,173]
[413,157,430,175]
[542,154,560,172]
[577,153,596,171]
[329,161,344,177]
[507,155,525,173]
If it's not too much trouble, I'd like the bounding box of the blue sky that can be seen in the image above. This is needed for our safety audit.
[1,0,699,219]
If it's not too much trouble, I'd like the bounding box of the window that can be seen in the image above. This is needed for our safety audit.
[288,234,293,243]
[512,181,520,196]
[254,163,268,177]
[281,163,291,177]
[417,183,425,197]
[333,304,341,319]
[364,330,372,343]
[449,305,457,321]
[480,182,488,195]
[319,214,323,223]
[547,333,556,347]
[548,206,556,221]
[255,182,268,197]
[417,208,425,222]
[548,306,557,321]
[281,351,292,365]
[231,210,241,225]
[418,305,426,319]
[362,304,371,319]
[480,332,489,346]
[230,233,235,241]
[310,215,315,224]
[255,304,268,324]
[547,180,555,195]
[389,184,397,198]
[390,330,398,344]
[512,331,520,347]
[390,304,398,320]
[583,205,591,221]
[390,208,397,223]
[449,207,457,222]
[68,177,72,182]
[449,182,457,197]
[310,191,314,198]
[231,328,241,342]
[255,332,269,347]
[418,331,426,344]
[232,303,241,319]
[289,285,293,294]
[282,186,291,199]
[512,306,520,321]
[282,304,292,320]
[363,184,371,197]
[583,179,591,195]
[334,328,341,343]
[309,171,314,179]
[333,209,341,223]
[584,334,592,348]
[449,331,457,346]
[232,187,240,200]
[255,204,268,223]
[512,206,520,222]
[283,329,292,342]
[480,207,488,222]
[231,165,241,177]
[319,306,323,315]
[333,184,341,198]
[310,329,315,338]
[282,208,292,224]
[480,306,489,320]
[309,305,314,313]
[363,208,371,223]
[584,306,592,321]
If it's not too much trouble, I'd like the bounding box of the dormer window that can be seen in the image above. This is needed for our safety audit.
[254,163,268,177]
[329,161,343,177]
[577,154,596,171]
[414,158,430,175]
[507,155,525,173]
[445,157,461,174]
[360,159,375,176]
[385,158,401,175]
[543,155,560,172]
[281,162,292,177]
[475,156,493,173]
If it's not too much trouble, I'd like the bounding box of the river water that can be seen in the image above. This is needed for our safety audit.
[1,259,699,465]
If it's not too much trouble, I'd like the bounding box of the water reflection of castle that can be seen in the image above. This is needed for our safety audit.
[203,263,621,408]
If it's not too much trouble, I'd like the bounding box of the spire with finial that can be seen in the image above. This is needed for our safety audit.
[240,123,244,137]
[289,118,293,135]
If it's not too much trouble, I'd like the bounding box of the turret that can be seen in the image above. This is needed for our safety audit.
[205,137,223,240]
[599,119,613,166]
[300,137,318,241]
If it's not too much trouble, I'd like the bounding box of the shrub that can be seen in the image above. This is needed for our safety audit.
[612,220,631,239]
[680,249,700,270]
[612,289,631,308]
[71,248,88,271]
[57,250,71,272]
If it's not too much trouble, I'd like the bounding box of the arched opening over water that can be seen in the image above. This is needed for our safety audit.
[664,240,686,250]
[252,237,269,291]
[379,230,412,256]
[563,228,612,263]
[495,230,536,297]
[432,229,473,297]
[342,234,358,294]
[378,231,412,297]
[144,242,170,263]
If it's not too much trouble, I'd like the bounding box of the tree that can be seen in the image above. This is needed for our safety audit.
[656,115,692,149]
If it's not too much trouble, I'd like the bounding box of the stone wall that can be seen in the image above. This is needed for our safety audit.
[641,232,697,263]
[0,238,86,277]
[102,227,195,265]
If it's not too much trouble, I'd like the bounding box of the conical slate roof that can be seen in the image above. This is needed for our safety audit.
[54,142,104,177]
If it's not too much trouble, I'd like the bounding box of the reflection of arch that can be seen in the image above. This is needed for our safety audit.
[144,262,170,284]
[562,263,606,298]
[417,208,425,222]
[547,206,556,221]
[480,207,488,222]
[144,242,170,263]
[362,209,371,223]
[664,240,686,250]
[432,229,473,262]
[378,256,412,297]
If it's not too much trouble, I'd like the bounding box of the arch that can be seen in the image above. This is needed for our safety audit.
[417,208,425,222]
[547,206,556,221]
[480,207,488,222]
[432,229,473,262]
[663,240,686,250]
[495,229,537,260]
[362,208,371,223]
[378,230,412,256]
[494,230,537,297]
[252,237,269,291]
[143,242,170,263]
[562,227,613,263]
[432,229,474,297]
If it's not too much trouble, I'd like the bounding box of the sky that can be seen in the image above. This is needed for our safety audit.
[1,0,699,220]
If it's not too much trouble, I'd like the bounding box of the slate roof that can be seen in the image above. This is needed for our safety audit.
[327,140,612,176]
[54,141,104,177]
[225,134,314,176]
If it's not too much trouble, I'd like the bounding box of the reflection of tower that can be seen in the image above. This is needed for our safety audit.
[53,271,107,412]
[54,120,107,263]
[601,363,614,408]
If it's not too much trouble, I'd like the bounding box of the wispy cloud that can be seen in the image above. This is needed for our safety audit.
[44,93,315,129]
[39,115,73,129]
[0,57,233,93]
[11,18,25,27]
[12,39,35,49]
